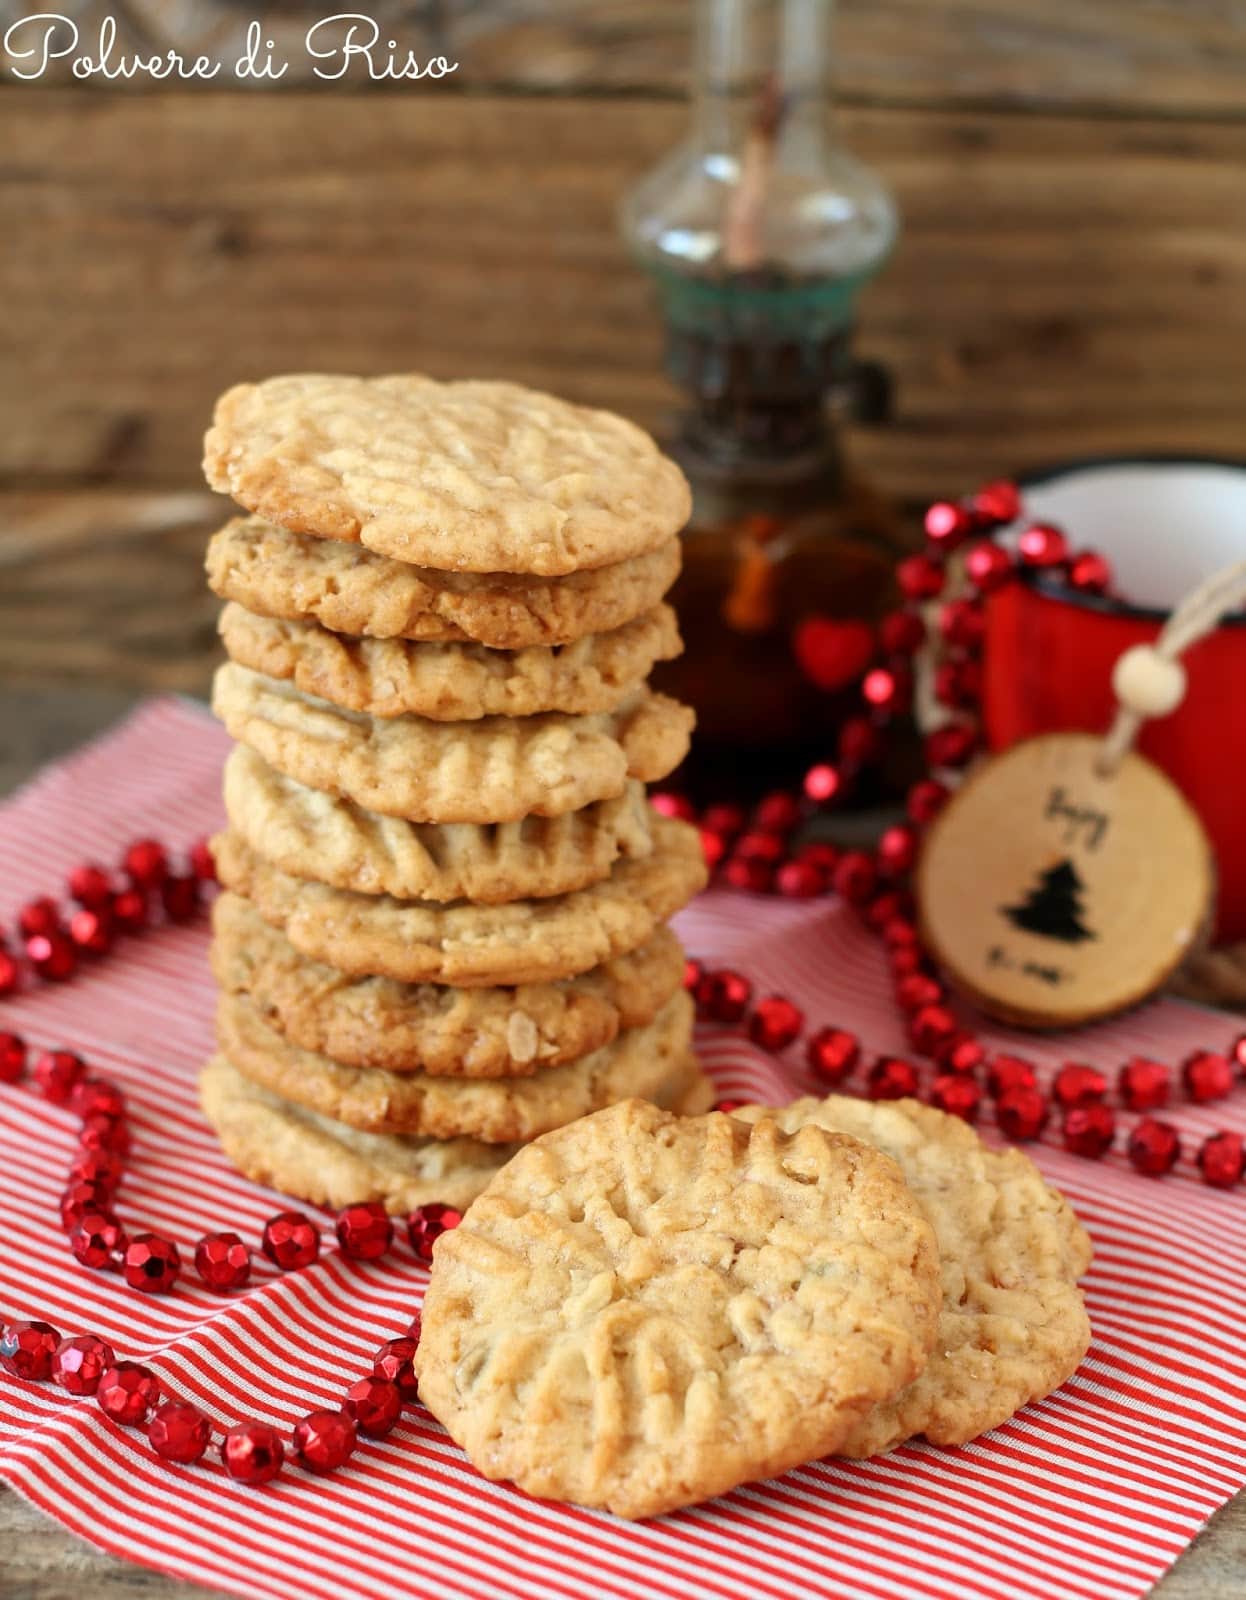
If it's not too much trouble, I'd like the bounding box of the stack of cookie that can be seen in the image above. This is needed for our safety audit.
[197,374,713,1213]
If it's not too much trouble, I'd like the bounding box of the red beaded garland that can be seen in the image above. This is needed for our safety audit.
[373,1336,420,1402]
[832,851,876,905]
[895,973,942,1014]
[60,1179,111,1232]
[924,500,972,549]
[806,1026,860,1085]
[160,873,200,923]
[987,1054,1038,1099]
[867,1056,920,1101]
[702,802,745,838]
[406,1203,461,1263]
[838,716,884,769]
[292,1408,358,1474]
[754,791,802,834]
[973,480,1021,525]
[907,1003,958,1057]
[194,1231,252,1292]
[149,1400,212,1464]
[734,830,786,866]
[906,778,950,826]
[1198,1132,1245,1189]
[70,1148,123,1191]
[924,722,978,770]
[936,1035,986,1077]
[649,792,695,822]
[221,1421,284,1484]
[1062,1103,1116,1159]
[1,1319,61,1381]
[938,600,984,653]
[52,1333,115,1395]
[71,1211,126,1271]
[0,952,19,997]
[79,1112,130,1154]
[1127,1118,1181,1176]
[1181,1051,1234,1104]
[862,665,911,717]
[189,837,217,882]
[775,858,826,898]
[343,1375,402,1438]
[897,552,945,601]
[97,1361,162,1425]
[803,762,843,805]
[123,1233,181,1295]
[27,931,77,981]
[111,887,148,934]
[336,1202,393,1262]
[71,1076,125,1119]
[722,857,773,894]
[695,968,752,1024]
[1118,1058,1170,1112]
[1018,523,1069,568]
[748,996,804,1053]
[18,897,60,939]
[878,609,925,656]
[123,838,169,889]
[699,827,727,870]
[261,1211,321,1271]
[995,1086,1049,1141]
[1052,1062,1108,1109]
[877,824,918,877]
[33,1048,86,1104]
[0,1030,26,1082]
[67,866,114,912]
[69,907,113,956]
[1068,550,1111,594]
[964,540,1012,592]
[930,1074,981,1122]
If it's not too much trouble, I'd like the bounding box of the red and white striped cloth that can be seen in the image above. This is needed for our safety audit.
[1,697,1244,1600]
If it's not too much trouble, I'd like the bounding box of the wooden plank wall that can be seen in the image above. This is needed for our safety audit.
[3,1,1245,507]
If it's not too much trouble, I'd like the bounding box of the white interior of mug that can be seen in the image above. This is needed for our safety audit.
[1007,460,1246,611]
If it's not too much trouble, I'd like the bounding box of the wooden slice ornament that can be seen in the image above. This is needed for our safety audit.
[917,559,1246,1029]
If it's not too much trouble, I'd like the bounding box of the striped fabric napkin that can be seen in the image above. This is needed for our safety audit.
[1,697,1243,1600]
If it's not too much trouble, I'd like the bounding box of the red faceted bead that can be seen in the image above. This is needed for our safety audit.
[696,968,752,1024]
[937,1034,986,1077]
[68,864,113,909]
[149,1400,212,1464]
[907,778,950,826]
[1182,1050,1234,1104]
[1127,1117,1181,1176]
[833,850,877,905]
[924,500,972,549]
[52,1334,115,1395]
[18,897,60,939]
[973,480,1022,526]
[1052,1062,1108,1109]
[794,840,840,875]
[78,1113,130,1155]
[734,830,786,865]
[803,762,843,805]
[864,889,913,930]
[60,1180,111,1232]
[891,945,930,981]
[649,792,695,823]
[753,791,802,834]
[933,658,983,711]
[1062,1103,1116,1159]
[123,838,169,890]
[161,873,200,923]
[897,553,945,601]
[27,932,76,981]
[996,1086,1049,1141]
[221,1421,284,1484]
[0,1030,26,1083]
[702,802,745,838]
[122,1233,181,1294]
[775,858,826,899]
[1068,550,1111,594]
[343,1375,402,1438]
[722,857,773,894]
[71,1076,125,1119]
[1118,1057,1169,1112]
[1198,1132,1245,1189]
[925,722,978,770]
[69,907,113,957]
[877,824,918,877]
[699,828,727,870]
[987,1054,1037,1099]
[189,836,217,883]
[868,1057,920,1101]
[71,1211,126,1271]
[111,887,148,934]
[682,956,703,993]
[807,1026,860,1085]
[1018,522,1069,569]
[261,1211,320,1271]
[407,1202,461,1263]
[194,1231,252,1292]
[373,1336,420,1402]
[862,665,911,717]
[964,540,1012,593]
[938,599,985,653]
[748,996,804,1053]
[337,1202,393,1261]
[34,1048,86,1105]
[838,716,884,770]
[908,1003,958,1057]
[882,917,918,950]
[896,972,943,1014]
[0,952,19,997]
[878,609,926,657]
[292,1408,357,1475]
[97,1362,161,1425]
[407,1310,422,1344]
[1,1319,61,1381]
[69,1148,123,1192]
[930,1074,981,1123]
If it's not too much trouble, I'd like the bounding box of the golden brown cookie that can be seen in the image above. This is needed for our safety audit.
[734,1094,1092,1454]
[205,518,682,649]
[211,817,706,986]
[213,663,693,824]
[216,988,706,1144]
[211,893,685,1077]
[200,1054,515,1213]
[218,601,682,721]
[223,746,654,905]
[415,1101,942,1518]
[204,374,691,575]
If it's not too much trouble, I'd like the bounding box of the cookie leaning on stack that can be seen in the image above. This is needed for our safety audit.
[197,373,713,1211]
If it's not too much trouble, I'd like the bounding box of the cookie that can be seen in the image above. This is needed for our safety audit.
[211,893,685,1077]
[211,816,706,986]
[206,518,682,649]
[217,988,707,1144]
[204,374,691,575]
[219,601,682,721]
[733,1095,1092,1454]
[415,1101,941,1519]
[213,663,693,824]
[223,747,654,905]
[200,1054,515,1214]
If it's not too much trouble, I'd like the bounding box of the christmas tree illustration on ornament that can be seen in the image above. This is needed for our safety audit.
[1001,858,1097,944]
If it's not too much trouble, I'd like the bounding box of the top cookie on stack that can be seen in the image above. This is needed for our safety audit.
[199,373,710,1214]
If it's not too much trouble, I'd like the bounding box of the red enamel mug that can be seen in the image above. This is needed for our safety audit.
[982,456,1246,943]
